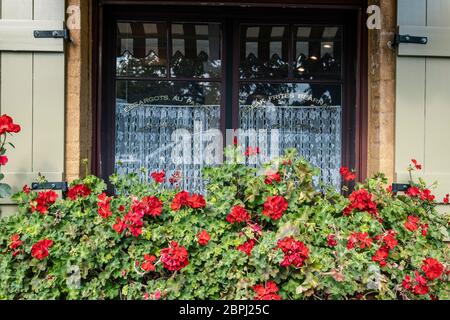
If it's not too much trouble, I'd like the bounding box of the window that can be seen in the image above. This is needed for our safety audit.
[103,8,359,193]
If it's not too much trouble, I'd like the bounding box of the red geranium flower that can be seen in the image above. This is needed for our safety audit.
[22,185,31,194]
[30,190,58,214]
[188,194,206,209]
[264,172,281,185]
[344,189,378,217]
[413,271,429,295]
[9,234,23,256]
[0,114,21,134]
[421,258,444,280]
[97,193,112,218]
[327,234,338,247]
[0,155,8,166]
[347,232,373,250]
[141,254,157,272]
[132,196,163,217]
[67,184,91,200]
[404,215,420,232]
[169,170,182,185]
[160,241,189,271]
[253,281,281,300]
[150,170,165,183]
[419,189,435,202]
[262,195,288,220]
[277,236,309,268]
[112,216,126,234]
[31,239,54,260]
[443,194,449,204]
[197,230,211,246]
[340,166,356,182]
[226,205,250,224]
[237,239,256,256]
[402,275,412,290]
[421,223,428,237]
[372,246,389,267]
[411,159,422,170]
[171,191,190,212]
[406,186,421,197]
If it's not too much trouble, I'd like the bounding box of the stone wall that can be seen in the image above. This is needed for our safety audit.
[65,0,93,181]
[367,0,397,181]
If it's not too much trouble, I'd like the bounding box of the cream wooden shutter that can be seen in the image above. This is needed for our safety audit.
[396,0,450,208]
[0,0,65,216]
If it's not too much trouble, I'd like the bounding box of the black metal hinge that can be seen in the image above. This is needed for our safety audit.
[31,182,69,198]
[391,34,428,48]
[33,29,70,41]
[391,183,411,194]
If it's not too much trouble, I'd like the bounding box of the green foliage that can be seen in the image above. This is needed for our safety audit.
[0,148,448,300]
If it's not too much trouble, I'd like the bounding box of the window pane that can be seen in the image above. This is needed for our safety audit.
[239,83,342,188]
[239,25,289,79]
[116,22,168,77]
[170,23,221,78]
[116,80,221,192]
[294,26,342,80]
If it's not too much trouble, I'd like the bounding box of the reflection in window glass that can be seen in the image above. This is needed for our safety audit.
[116,81,221,192]
[116,22,168,77]
[170,23,221,78]
[294,26,342,80]
[239,83,342,187]
[239,25,289,79]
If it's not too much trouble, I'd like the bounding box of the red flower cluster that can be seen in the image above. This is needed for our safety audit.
[421,258,444,280]
[226,205,250,224]
[97,193,112,218]
[343,189,378,217]
[22,185,31,194]
[0,114,21,134]
[340,166,356,182]
[141,254,157,272]
[277,237,309,268]
[253,281,281,300]
[403,215,428,235]
[9,234,23,257]
[31,239,54,260]
[197,230,211,246]
[402,271,429,295]
[262,196,288,220]
[171,191,206,211]
[327,234,338,247]
[264,172,281,185]
[150,170,165,183]
[30,190,58,214]
[444,194,449,204]
[346,232,373,250]
[160,241,189,271]
[406,187,435,202]
[113,210,143,237]
[67,184,91,200]
[237,239,256,256]
[132,196,163,217]
[402,258,445,296]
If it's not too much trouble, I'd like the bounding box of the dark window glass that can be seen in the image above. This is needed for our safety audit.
[239,25,289,79]
[294,26,342,80]
[116,22,168,77]
[170,23,221,78]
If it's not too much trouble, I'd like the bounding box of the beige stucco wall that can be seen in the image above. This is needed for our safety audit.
[64,0,397,182]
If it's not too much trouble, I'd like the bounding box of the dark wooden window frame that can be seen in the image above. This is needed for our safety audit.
[92,0,368,185]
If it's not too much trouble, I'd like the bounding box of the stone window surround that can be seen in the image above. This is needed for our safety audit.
[65,0,396,183]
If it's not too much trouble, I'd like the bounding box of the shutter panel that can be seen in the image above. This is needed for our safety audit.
[396,0,450,206]
[0,0,65,215]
